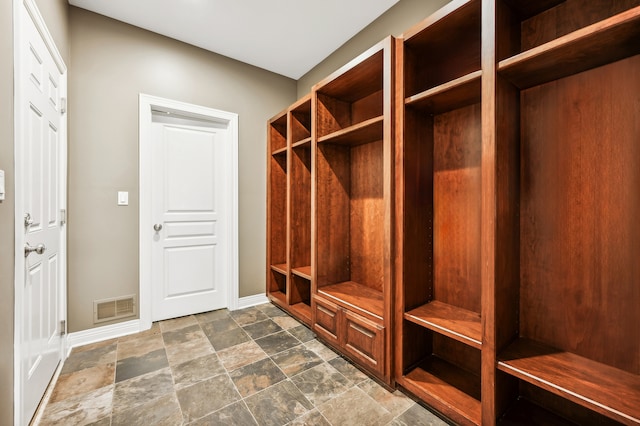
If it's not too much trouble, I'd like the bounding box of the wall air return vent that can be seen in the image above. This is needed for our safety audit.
[94,294,137,323]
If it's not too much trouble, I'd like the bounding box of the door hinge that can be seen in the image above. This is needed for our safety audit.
[60,97,67,114]
[60,320,67,336]
[60,209,66,225]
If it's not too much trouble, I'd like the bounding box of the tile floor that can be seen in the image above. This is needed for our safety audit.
[38,303,449,425]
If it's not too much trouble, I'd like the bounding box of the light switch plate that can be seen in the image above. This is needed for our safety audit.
[0,170,5,201]
[117,191,128,206]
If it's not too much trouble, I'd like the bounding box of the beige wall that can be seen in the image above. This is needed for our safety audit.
[0,0,15,421]
[68,8,296,332]
[297,0,450,97]
[36,0,70,63]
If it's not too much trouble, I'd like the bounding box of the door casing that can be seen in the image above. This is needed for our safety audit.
[13,0,68,424]
[139,93,239,329]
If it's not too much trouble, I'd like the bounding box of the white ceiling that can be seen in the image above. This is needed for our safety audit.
[68,0,400,80]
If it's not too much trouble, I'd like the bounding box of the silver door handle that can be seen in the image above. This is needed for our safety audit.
[154,224,163,232]
[25,243,46,257]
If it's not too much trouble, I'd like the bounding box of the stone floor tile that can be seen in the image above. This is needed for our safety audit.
[288,409,331,426]
[290,363,351,406]
[111,393,182,426]
[70,338,118,354]
[177,373,241,423]
[318,386,391,426]
[112,368,174,414]
[216,340,268,372]
[271,345,323,377]
[39,384,113,426]
[288,325,316,343]
[201,316,240,336]
[244,380,313,426]
[159,314,198,333]
[242,318,283,339]
[256,303,288,318]
[172,353,225,389]
[188,401,258,426]
[117,333,164,360]
[165,336,215,366]
[118,322,161,342]
[255,331,301,356]
[303,339,338,361]
[230,306,269,326]
[50,363,115,404]
[229,357,287,397]
[195,308,231,324]
[61,343,117,375]
[115,348,169,382]
[328,356,369,384]
[206,326,251,351]
[387,403,449,426]
[358,379,414,417]
[272,315,302,330]
[162,324,207,347]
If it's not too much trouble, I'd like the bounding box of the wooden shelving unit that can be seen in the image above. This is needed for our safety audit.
[395,1,483,424]
[267,1,639,422]
[266,96,313,326]
[486,0,640,424]
[313,36,395,384]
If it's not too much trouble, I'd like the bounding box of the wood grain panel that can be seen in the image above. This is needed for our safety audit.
[269,153,287,266]
[433,103,482,313]
[521,0,640,51]
[316,144,350,287]
[350,140,384,292]
[519,55,640,374]
[291,146,311,270]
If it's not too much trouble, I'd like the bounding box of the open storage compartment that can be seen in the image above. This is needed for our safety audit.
[490,2,640,422]
[313,36,394,383]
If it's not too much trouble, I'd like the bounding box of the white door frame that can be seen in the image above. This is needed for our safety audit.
[139,94,239,330]
[13,0,68,424]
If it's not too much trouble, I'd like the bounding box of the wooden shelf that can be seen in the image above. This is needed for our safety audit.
[268,290,286,306]
[289,302,312,324]
[271,146,287,156]
[498,7,640,89]
[270,263,287,275]
[501,0,565,20]
[405,70,481,114]
[291,266,311,280]
[318,281,383,321]
[497,338,640,425]
[405,301,481,349]
[317,116,383,146]
[401,356,481,426]
[292,137,311,149]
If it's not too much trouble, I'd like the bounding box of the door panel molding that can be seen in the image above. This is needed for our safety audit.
[139,94,239,329]
[13,0,67,424]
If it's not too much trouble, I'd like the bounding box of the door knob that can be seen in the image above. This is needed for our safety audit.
[25,243,46,257]
[154,224,163,232]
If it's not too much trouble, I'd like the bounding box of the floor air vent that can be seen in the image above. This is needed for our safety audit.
[94,295,137,323]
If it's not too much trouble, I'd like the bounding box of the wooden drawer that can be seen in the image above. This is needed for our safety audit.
[313,296,341,345]
[344,310,384,373]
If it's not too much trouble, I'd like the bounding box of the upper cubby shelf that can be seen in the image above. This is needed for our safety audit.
[314,38,388,142]
[497,2,640,89]
[402,0,481,99]
[290,96,312,144]
[269,111,287,154]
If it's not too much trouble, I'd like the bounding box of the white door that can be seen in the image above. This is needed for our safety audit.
[14,1,67,424]
[150,115,229,321]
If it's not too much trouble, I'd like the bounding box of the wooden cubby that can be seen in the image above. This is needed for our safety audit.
[313,36,394,384]
[487,0,640,424]
[268,0,639,422]
[395,1,483,424]
[266,96,313,325]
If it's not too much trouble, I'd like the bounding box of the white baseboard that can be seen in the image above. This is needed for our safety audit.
[235,293,269,310]
[66,319,145,355]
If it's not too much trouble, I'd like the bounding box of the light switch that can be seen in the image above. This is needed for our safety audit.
[117,191,128,206]
[0,170,5,201]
